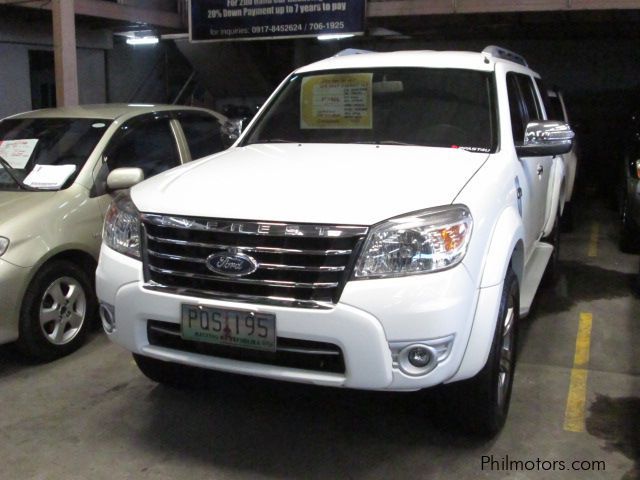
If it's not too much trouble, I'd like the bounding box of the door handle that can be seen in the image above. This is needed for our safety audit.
[537,165,544,175]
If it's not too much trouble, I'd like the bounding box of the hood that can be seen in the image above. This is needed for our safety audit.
[0,190,58,225]
[131,144,488,225]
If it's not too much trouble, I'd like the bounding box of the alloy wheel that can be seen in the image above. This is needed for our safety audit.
[39,276,87,345]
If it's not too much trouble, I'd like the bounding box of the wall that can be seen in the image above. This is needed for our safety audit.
[106,41,168,103]
[0,43,32,117]
[78,49,108,105]
[0,12,112,118]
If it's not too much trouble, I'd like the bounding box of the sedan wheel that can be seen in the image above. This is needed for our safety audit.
[39,276,87,345]
[18,260,97,361]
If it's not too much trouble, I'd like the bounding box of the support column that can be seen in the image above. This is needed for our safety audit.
[52,0,79,106]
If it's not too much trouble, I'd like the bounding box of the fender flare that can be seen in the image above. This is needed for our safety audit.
[451,207,525,382]
[480,206,525,289]
[542,156,565,237]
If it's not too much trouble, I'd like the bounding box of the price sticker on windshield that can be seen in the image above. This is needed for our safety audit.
[300,73,373,129]
[0,139,38,169]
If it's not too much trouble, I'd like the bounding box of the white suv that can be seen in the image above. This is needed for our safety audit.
[96,47,573,435]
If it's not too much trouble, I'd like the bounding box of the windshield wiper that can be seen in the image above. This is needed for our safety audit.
[0,155,37,191]
[254,139,298,144]
[354,140,418,146]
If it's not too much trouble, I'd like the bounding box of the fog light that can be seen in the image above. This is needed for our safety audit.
[389,335,455,377]
[397,344,438,376]
[408,346,431,368]
[100,303,116,333]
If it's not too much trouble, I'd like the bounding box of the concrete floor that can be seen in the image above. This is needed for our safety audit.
[1,197,639,480]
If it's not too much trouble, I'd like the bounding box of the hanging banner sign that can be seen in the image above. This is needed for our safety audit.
[189,0,366,42]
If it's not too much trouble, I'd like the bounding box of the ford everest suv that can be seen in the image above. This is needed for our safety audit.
[97,47,574,435]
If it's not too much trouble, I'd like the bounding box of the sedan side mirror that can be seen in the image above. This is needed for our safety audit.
[516,121,575,157]
[106,167,144,191]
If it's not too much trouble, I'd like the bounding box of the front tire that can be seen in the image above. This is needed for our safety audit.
[455,267,519,436]
[17,260,97,361]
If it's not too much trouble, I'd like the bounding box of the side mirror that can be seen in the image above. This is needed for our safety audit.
[106,167,144,191]
[516,121,575,157]
[221,117,248,148]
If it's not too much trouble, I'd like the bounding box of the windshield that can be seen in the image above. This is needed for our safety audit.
[243,67,497,152]
[0,117,111,191]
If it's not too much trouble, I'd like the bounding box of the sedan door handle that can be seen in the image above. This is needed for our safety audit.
[537,165,544,175]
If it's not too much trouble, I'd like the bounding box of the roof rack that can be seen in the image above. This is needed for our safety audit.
[482,45,528,67]
[334,48,375,57]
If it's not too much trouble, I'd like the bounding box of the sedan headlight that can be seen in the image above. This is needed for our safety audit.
[103,193,141,259]
[0,237,8,257]
[354,206,473,279]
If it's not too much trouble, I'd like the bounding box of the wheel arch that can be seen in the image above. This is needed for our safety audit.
[450,208,524,383]
[25,247,98,287]
[479,206,525,289]
[18,247,98,317]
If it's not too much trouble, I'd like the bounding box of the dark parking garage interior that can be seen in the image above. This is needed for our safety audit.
[0,1,639,479]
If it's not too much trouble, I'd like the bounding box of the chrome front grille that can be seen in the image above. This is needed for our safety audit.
[141,214,368,308]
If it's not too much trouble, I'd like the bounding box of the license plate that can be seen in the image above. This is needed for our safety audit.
[181,304,276,352]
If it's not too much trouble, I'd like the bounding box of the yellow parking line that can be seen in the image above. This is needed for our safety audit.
[587,223,599,257]
[564,312,593,432]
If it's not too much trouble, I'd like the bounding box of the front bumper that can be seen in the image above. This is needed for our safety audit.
[0,258,31,344]
[97,245,489,391]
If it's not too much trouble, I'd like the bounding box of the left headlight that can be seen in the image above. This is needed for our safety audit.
[0,237,9,257]
[354,205,473,279]
[103,193,141,259]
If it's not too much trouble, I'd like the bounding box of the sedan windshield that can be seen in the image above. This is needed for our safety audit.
[243,67,497,152]
[0,117,111,191]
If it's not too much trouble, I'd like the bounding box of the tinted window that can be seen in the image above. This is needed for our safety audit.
[516,74,543,122]
[506,74,526,144]
[506,73,544,145]
[179,112,224,159]
[243,68,497,153]
[0,117,110,190]
[104,118,180,179]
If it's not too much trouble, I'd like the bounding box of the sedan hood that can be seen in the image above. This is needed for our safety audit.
[132,144,488,225]
[0,190,57,224]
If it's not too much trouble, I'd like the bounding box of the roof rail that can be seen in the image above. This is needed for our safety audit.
[334,48,375,57]
[482,45,528,67]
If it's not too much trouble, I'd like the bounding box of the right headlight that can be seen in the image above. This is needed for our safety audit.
[354,205,473,279]
[0,236,9,257]
[103,193,141,259]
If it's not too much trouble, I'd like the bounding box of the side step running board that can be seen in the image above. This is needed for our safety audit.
[520,242,553,317]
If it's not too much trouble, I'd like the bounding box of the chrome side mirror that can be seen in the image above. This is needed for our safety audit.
[106,167,144,191]
[516,121,575,157]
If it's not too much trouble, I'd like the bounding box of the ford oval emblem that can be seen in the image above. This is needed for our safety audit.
[206,251,259,277]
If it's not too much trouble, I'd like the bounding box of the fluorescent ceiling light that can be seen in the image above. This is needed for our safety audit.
[126,36,159,45]
[317,33,355,41]
[161,33,189,40]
